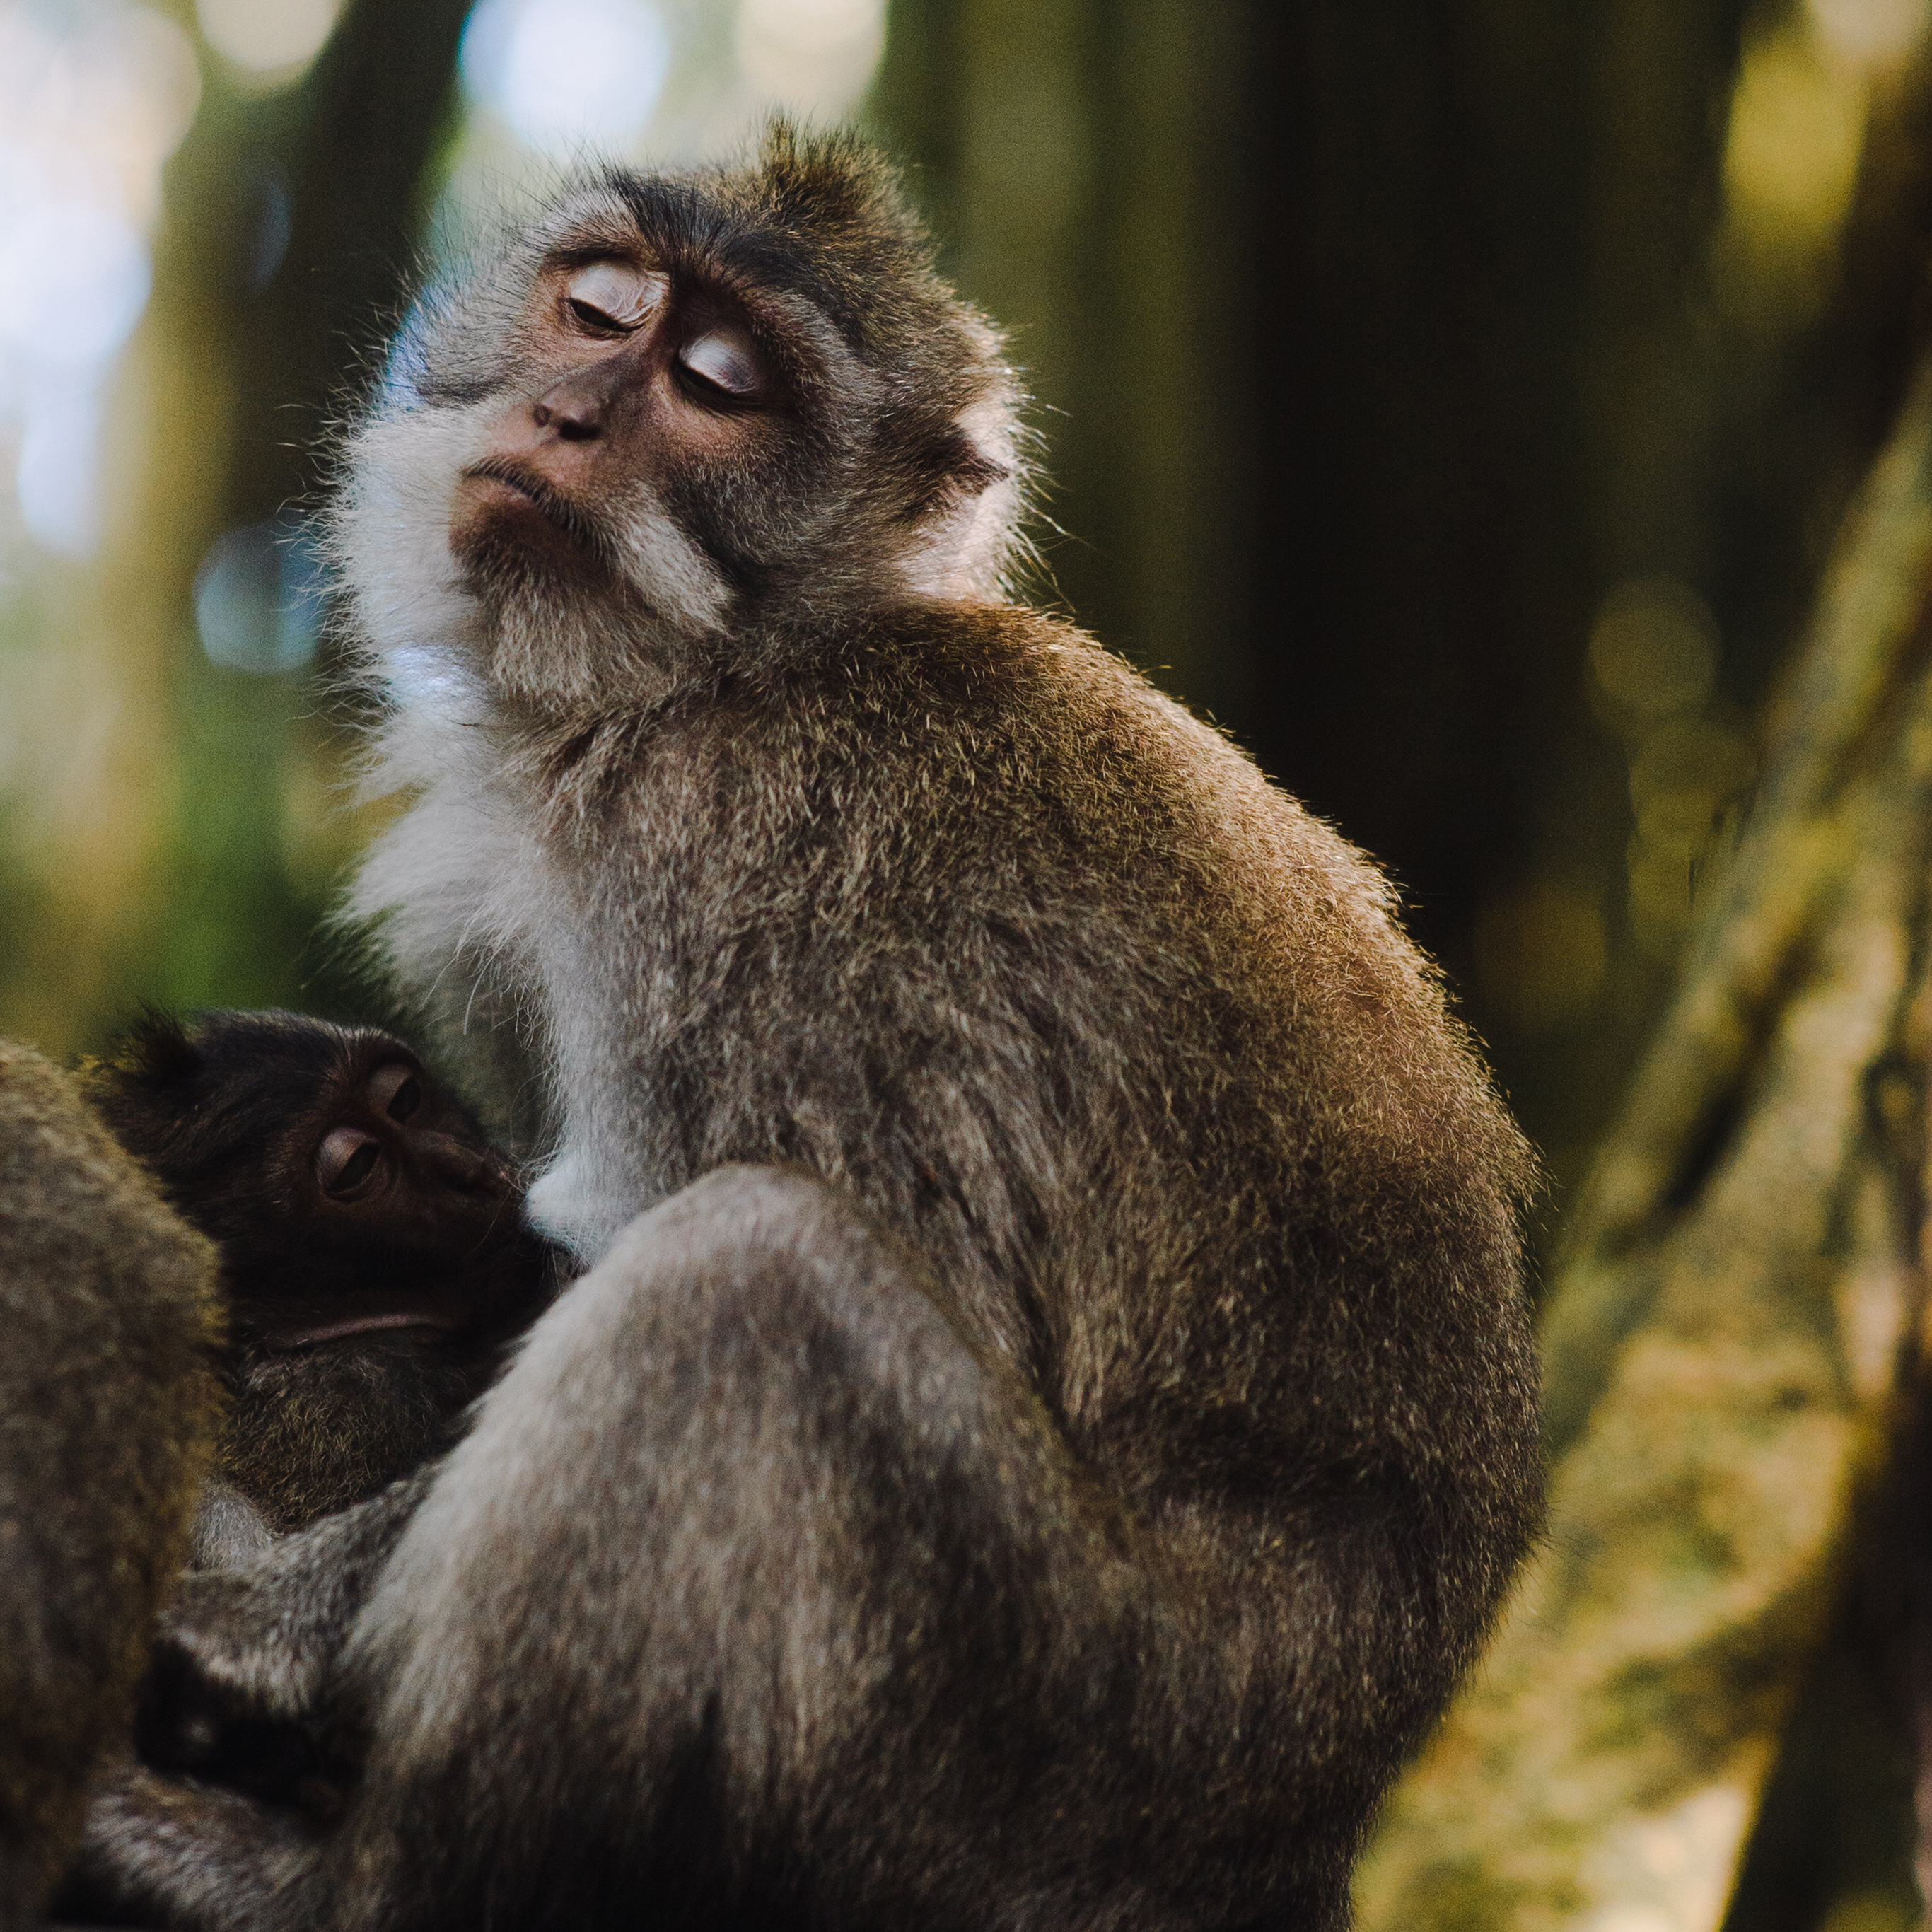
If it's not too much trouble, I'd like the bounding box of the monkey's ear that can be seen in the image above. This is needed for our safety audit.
[110,1008,203,1089]
[903,424,1011,518]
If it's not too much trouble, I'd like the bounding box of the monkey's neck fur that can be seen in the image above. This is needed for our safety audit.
[348,578,1030,1265]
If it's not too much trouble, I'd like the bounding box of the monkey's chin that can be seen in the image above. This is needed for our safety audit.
[451,474,607,594]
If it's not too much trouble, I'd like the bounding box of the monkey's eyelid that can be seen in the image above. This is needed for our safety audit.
[317,1127,382,1195]
[567,299,626,334]
[562,262,665,331]
[368,1061,421,1122]
[677,329,761,400]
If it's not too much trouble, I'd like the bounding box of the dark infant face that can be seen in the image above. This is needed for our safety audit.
[215,1032,558,1529]
[87,1009,561,1533]
[238,1037,535,1349]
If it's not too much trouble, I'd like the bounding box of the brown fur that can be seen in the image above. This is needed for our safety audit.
[69,128,1541,1932]
[0,1039,222,1925]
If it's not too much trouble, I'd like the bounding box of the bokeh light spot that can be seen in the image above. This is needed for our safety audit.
[0,200,151,368]
[1723,26,1867,257]
[1806,0,1931,64]
[18,383,107,557]
[0,0,201,204]
[247,168,293,293]
[195,0,346,85]
[1476,878,1610,1032]
[735,0,885,115]
[461,0,672,155]
[1589,576,1720,722]
[0,0,199,560]
[1628,719,1752,820]
[194,517,327,675]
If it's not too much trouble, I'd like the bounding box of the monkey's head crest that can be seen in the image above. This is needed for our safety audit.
[332,122,1030,714]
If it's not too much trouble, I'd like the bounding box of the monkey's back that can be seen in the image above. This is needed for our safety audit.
[0,1041,222,1924]
[479,599,1538,1815]
[344,593,1546,1915]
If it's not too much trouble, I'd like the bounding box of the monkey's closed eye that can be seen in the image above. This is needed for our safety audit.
[318,1127,383,1197]
[677,328,762,401]
[564,261,665,334]
[368,1062,421,1123]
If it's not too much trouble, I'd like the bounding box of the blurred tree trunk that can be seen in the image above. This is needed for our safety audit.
[867,0,1755,1211]
[1356,352,1932,1932]
[81,0,467,1040]
[868,0,1257,725]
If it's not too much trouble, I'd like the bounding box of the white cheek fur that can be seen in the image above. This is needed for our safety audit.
[333,299,1029,1264]
[334,392,731,720]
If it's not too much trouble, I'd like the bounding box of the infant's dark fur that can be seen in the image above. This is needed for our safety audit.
[83,1010,554,1540]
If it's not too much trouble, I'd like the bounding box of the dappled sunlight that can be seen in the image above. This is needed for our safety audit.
[460,0,673,154]
[0,0,896,1056]
[0,0,197,558]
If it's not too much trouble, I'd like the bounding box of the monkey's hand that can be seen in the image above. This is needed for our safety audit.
[56,1754,323,1932]
[136,1474,426,1805]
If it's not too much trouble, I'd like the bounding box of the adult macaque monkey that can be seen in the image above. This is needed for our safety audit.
[79,126,1540,1931]
[81,1010,557,1559]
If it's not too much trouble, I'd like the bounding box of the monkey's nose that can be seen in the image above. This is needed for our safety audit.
[531,388,602,443]
[418,1133,518,1203]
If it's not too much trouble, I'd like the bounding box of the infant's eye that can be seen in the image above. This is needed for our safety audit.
[564,261,666,333]
[318,1127,383,1197]
[678,327,762,400]
[368,1061,421,1122]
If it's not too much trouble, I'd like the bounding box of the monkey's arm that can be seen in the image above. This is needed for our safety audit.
[139,1472,428,1770]
[187,1480,279,1571]
[173,1165,1376,1932]
[55,1761,322,1928]
[59,1478,426,1924]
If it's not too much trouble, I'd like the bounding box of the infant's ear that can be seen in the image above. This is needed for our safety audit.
[110,1007,204,1090]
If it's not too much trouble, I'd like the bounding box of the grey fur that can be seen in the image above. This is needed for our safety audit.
[72,126,1542,1931]
[188,1482,278,1571]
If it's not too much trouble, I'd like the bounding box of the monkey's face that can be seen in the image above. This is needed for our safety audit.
[87,1010,561,1530]
[448,254,771,618]
[224,1035,556,1529]
[233,1035,547,1365]
[334,133,1025,709]
[95,1018,550,1407]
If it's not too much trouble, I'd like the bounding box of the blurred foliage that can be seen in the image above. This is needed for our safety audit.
[0,0,471,1051]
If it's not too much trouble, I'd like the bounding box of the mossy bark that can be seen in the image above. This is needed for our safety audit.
[1356,361,1932,1932]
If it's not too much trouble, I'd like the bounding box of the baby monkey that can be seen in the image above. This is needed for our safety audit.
[83,1011,557,1556]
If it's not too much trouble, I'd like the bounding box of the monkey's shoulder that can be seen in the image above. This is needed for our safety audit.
[755,600,1411,949]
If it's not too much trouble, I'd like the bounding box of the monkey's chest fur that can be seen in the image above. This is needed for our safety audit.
[366,602,1516,1485]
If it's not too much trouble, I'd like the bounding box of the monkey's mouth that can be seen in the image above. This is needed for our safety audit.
[275,1311,460,1351]
[458,458,602,552]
